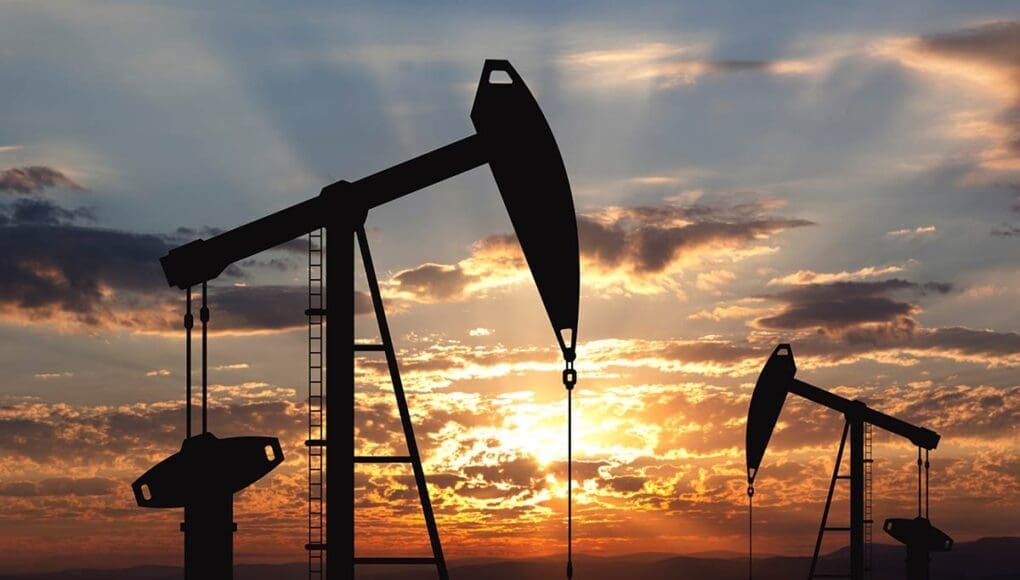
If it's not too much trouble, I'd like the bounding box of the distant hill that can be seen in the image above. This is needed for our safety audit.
[1,537,1017,579]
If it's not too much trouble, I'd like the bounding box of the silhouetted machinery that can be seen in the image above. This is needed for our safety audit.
[745,344,952,580]
[137,60,580,580]
[133,433,284,578]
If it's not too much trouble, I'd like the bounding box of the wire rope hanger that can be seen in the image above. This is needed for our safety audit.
[563,353,577,578]
[182,282,210,437]
[747,479,754,579]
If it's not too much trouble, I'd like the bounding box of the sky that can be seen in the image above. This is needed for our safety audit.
[0,0,1018,573]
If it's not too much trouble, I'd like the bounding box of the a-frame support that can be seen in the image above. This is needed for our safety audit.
[310,213,447,579]
[352,225,449,577]
[808,417,872,580]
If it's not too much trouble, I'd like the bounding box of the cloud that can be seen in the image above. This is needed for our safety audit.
[837,325,1020,367]
[695,269,736,293]
[385,234,532,304]
[0,198,96,226]
[391,263,476,302]
[176,286,373,335]
[991,224,1020,237]
[688,302,766,322]
[211,363,249,371]
[0,223,174,329]
[0,211,374,332]
[767,264,908,286]
[387,197,811,304]
[576,199,813,295]
[0,367,1015,565]
[32,372,73,380]
[560,42,818,90]
[755,278,950,333]
[748,279,1020,366]
[205,285,309,333]
[0,166,86,194]
[0,398,304,468]
[0,477,117,497]
[886,225,937,238]
[879,21,1020,173]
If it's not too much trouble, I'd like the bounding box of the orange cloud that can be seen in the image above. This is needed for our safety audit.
[767,264,909,286]
[385,197,812,304]
[560,42,819,90]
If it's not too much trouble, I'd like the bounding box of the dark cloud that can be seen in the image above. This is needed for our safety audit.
[0,400,304,468]
[843,325,1020,361]
[203,286,374,331]
[0,166,86,194]
[749,278,1020,366]
[390,263,475,302]
[880,385,1019,440]
[354,290,373,315]
[463,458,543,488]
[171,225,224,240]
[383,198,812,303]
[920,281,953,294]
[783,322,1020,369]
[991,224,1020,238]
[0,477,117,497]
[0,179,376,332]
[238,257,296,272]
[918,21,1020,73]
[604,475,647,493]
[0,198,95,226]
[0,224,171,326]
[207,285,309,331]
[755,279,949,332]
[579,200,813,273]
[0,218,369,331]
[589,338,760,370]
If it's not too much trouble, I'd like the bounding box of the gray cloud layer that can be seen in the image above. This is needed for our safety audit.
[0,213,365,330]
[579,201,814,273]
[756,279,951,332]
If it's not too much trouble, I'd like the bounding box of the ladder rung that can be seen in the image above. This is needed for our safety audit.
[305,439,326,447]
[355,557,436,565]
[305,308,327,316]
[835,475,850,479]
[305,543,326,550]
[824,526,851,531]
[812,575,851,578]
[354,344,386,351]
[863,458,874,463]
[354,455,412,463]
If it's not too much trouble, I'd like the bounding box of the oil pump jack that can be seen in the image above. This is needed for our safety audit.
[745,344,953,580]
[138,60,580,580]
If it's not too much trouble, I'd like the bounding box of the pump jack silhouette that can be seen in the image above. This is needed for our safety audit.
[746,344,953,580]
[134,60,580,580]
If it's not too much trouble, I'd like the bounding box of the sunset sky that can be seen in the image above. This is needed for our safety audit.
[1,0,1018,574]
